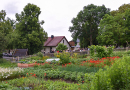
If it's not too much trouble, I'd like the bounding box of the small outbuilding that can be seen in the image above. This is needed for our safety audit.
[13,49,28,57]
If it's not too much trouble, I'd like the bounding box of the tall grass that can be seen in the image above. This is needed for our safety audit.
[0,58,17,68]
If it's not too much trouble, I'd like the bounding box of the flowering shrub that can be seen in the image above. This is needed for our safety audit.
[54,52,62,58]
[59,52,70,64]
[91,56,130,90]
[0,67,23,80]
[81,56,120,67]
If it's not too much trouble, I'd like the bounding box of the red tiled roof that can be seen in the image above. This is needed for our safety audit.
[44,36,65,46]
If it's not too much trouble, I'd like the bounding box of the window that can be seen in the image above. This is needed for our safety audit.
[63,40,64,44]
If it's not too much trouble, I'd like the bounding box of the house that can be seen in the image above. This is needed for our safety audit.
[69,41,75,50]
[13,49,28,57]
[43,35,71,53]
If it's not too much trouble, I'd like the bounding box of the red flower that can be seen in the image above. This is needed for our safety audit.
[82,81,84,82]
[44,73,46,76]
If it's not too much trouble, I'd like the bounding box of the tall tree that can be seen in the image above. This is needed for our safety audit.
[97,4,130,47]
[0,10,13,52]
[15,3,47,54]
[69,4,110,47]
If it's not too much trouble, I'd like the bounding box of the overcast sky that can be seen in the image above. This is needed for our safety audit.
[0,0,129,41]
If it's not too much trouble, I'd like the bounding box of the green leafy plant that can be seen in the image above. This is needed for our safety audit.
[36,52,43,58]
[95,45,107,58]
[59,51,70,64]
[56,43,68,51]
[88,45,95,56]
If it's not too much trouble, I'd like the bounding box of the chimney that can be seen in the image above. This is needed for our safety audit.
[51,35,54,39]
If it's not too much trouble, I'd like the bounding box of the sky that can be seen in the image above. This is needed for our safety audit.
[0,0,130,41]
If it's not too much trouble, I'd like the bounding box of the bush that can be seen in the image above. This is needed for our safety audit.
[59,52,70,64]
[91,56,130,90]
[36,52,43,58]
[89,45,114,58]
[95,45,107,58]
[88,45,95,56]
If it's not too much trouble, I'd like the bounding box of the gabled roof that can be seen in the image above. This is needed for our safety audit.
[44,36,70,47]
[13,49,28,57]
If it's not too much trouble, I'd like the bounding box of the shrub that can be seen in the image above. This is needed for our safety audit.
[88,45,95,56]
[36,52,43,58]
[89,45,114,58]
[91,56,130,90]
[72,53,78,58]
[54,52,62,58]
[95,45,107,58]
[59,52,70,64]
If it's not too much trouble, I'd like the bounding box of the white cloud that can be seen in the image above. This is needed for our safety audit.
[0,0,130,41]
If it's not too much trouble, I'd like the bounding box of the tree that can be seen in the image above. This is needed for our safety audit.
[69,4,110,47]
[15,3,47,54]
[125,9,130,46]
[56,43,68,51]
[0,32,8,53]
[97,4,130,47]
[0,10,13,52]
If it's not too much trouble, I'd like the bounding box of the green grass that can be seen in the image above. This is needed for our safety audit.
[0,58,17,68]
[58,64,102,73]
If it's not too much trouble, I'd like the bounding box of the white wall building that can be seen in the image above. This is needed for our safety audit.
[43,35,71,53]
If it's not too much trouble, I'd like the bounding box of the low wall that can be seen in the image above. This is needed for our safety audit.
[44,51,88,57]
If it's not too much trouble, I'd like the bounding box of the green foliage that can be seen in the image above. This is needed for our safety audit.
[36,52,43,58]
[69,4,110,46]
[0,58,17,68]
[59,52,70,64]
[89,45,114,58]
[0,32,8,53]
[15,3,47,54]
[59,64,100,73]
[97,4,130,46]
[95,45,107,58]
[88,45,95,56]
[56,43,68,51]
[112,51,127,57]
[2,76,88,90]
[0,10,13,52]
[91,56,130,90]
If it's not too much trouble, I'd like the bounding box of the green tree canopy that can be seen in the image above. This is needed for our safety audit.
[69,4,110,47]
[0,10,13,52]
[97,4,130,47]
[15,3,47,54]
[56,43,68,51]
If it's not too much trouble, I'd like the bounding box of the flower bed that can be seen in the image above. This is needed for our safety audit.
[0,67,23,80]
[81,56,120,67]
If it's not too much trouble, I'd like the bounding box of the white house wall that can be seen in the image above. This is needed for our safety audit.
[45,47,50,53]
[58,38,71,50]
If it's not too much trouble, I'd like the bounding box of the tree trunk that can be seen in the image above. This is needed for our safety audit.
[90,34,93,45]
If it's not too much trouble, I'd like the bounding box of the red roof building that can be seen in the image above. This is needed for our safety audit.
[43,35,71,53]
